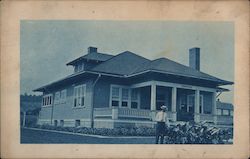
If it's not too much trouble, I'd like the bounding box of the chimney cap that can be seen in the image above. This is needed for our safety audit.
[88,46,98,54]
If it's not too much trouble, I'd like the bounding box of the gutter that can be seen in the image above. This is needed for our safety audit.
[34,69,233,92]
[90,74,101,128]
[126,69,234,85]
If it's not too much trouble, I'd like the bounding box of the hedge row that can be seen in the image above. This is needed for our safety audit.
[31,124,155,136]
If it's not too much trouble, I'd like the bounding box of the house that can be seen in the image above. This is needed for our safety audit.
[216,99,233,126]
[34,47,233,128]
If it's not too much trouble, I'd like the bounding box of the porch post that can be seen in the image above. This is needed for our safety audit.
[171,87,177,121]
[150,83,156,110]
[212,92,217,125]
[150,83,156,120]
[194,89,200,123]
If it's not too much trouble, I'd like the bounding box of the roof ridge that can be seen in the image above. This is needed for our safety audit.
[153,57,227,81]
[90,51,150,74]
[122,51,150,61]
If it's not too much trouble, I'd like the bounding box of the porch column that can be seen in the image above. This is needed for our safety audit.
[212,92,217,125]
[194,89,200,123]
[150,83,156,121]
[150,83,156,110]
[171,87,177,121]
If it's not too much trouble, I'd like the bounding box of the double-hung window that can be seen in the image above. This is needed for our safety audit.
[110,86,139,108]
[121,88,129,107]
[74,63,84,73]
[131,89,139,109]
[42,94,53,107]
[74,85,86,107]
[111,87,120,107]
[60,89,67,103]
[217,109,222,115]
[222,109,230,116]
[230,110,233,116]
[54,91,60,105]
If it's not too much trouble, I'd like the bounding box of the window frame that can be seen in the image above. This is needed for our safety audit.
[121,88,130,108]
[42,94,53,107]
[110,85,138,108]
[111,86,120,107]
[230,110,233,116]
[54,91,61,105]
[187,94,204,113]
[60,89,67,104]
[222,109,230,116]
[217,109,222,115]
[130,88,140,109]
[73,84,86,108]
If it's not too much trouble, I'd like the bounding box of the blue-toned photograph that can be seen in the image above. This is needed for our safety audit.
[20,20,234,144]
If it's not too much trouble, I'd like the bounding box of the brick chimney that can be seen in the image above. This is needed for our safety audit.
[189,47,200,71]
[88,46,97,54]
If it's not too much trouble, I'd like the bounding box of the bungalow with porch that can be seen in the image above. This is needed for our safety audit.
[34,46,233,128]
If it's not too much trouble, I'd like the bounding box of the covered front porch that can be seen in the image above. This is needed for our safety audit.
[94,80,218,126]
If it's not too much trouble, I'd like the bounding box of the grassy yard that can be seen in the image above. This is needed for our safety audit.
[21,128,155,144]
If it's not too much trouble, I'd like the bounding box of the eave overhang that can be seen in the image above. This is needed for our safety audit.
[34,69,233,92]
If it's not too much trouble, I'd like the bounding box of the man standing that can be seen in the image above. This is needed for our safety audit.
[155,105,168,144]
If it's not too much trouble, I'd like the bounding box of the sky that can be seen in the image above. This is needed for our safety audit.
[20,20,234,103]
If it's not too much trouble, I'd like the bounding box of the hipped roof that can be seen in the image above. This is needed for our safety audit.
[34,51,233,92]
[66,52,113,65]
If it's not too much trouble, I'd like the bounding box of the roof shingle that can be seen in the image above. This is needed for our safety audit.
[130,57,229,83]
[67,52,113,65]
[90,51,150,75]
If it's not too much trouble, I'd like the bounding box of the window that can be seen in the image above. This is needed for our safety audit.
[121,88,129,107]
[60,89,67,103]
[74,63,84,73]
[230,110,233,116]
[54,91,60,104]
[111,87,120,107]
[42,94,53,106]
[222,109,230,116]
[74,65,78,72]
[131,89,139,109]
[73,85,86,107]
[217,109,222,115]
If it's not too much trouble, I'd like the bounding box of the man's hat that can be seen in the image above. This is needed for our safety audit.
[161,105,167,110]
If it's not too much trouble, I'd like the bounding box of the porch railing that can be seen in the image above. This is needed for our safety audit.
[94,107,176,122]
[118,108,151,119]
[94,108,153,120]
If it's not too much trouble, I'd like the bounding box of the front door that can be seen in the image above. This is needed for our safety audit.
[177,94,195,121]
